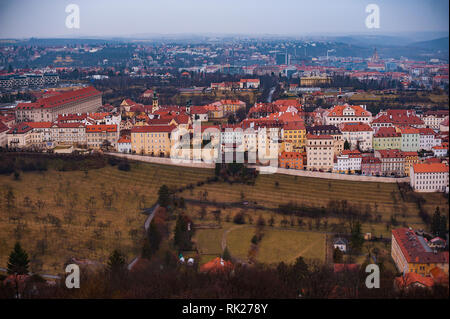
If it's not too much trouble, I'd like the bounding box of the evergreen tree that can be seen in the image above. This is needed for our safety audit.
[344,140,351,150]
[174,214,192,250]
[333,247,344,263]
[7,242,30,275]
[350,220,364,253]
[222,246,231,261]
[107,250,126,274]
[142,220,162,259]
[157,185,170,207]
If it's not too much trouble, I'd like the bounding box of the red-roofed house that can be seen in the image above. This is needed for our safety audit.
[278,151,305,170]
[7,123,33,148]
[361,156,382,176]
[131,125,176,156]
[333,149,362,173]
[391,228,449,276]
[117,135,131,153]
[410,163,449,193]
[374,149,405,176]
[190,106,208,122]
[341,122,373,151]
[324,104,372,126]
[86,124,119,149]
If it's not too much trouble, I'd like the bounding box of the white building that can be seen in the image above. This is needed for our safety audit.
[340,122,373,151]
[333,150,362,172]
[432,146,448,158]
[419,128,442,151]
[324,104,372,126]
[410,163,449,193]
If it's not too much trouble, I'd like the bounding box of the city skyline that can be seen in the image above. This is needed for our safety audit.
[0,0,449,39]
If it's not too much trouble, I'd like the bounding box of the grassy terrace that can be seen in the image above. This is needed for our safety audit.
[0,160,213,274]
[1,157,447,273]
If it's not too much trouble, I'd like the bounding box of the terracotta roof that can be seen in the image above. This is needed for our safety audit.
[131,125,176,133]
[327,104,371,117]
[16,86,100,110]
[25,121,52,129]
[0,121,10,133]
[374,127,400,137]
[412,163,448,173]
[307,134,333,140]
[7,123,33,134]
[362,156,381,164]
[279,151,304,159]
[199,257,233,273]
[376,149,404,158]
[341,122,372,132]
[392,228,449,264]
[117,136,131,144]
[395,272,434,289]
[86,124,117,133]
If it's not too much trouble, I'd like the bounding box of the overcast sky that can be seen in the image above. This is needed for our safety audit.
[0,0,448,38]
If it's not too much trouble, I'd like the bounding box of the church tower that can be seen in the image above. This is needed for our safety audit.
[152,92,159,113]
[186,99,192,115]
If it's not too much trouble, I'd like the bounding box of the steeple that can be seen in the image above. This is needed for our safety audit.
[152,92,159,113]
[372,48,379,62]
[186,99,192,115]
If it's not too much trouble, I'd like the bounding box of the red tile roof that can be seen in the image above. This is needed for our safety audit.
[376,149,405,158]
[341,122,372,132]
[16,86,100,110]
[392,228,449,264]
[412,162,448,173]
[86,124,117,133]
[7,123,33,134]
[327,104,370,117]
[25,121,52,129]
[131,125,176,133]
[374,127,400,137]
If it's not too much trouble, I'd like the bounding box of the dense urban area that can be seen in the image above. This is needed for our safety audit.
[0,35,448,299]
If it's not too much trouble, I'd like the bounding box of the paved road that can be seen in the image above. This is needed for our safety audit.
[127,203,160,271]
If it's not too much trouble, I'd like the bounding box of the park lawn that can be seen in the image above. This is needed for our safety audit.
[225,225,254,262]
[0,161,213,275]
[193,228,224,256]
[256,229,326,265]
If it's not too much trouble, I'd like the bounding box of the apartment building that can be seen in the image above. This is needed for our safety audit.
[341,122,373,151]
[391,228,448,276]
[306,134,334,171]
[306,125,344,155]
[373,127,401,150]
[131,125,176,156]
[333,150,362,173]
[324,104,372,126]
[86,124,119,149]
[410,163,449,193]
[15,86,102,122]
[374,149,405,176]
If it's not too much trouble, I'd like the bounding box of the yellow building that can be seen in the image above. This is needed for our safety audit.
[283,122,306,150]
[300,76,331,86]
[403,151,419,176]
[391,228,448,277]
[131,125,176,156]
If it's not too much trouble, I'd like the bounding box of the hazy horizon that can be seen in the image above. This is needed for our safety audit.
[0,0,449,39]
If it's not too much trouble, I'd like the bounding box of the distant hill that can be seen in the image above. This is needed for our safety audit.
[408,37,449,51]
